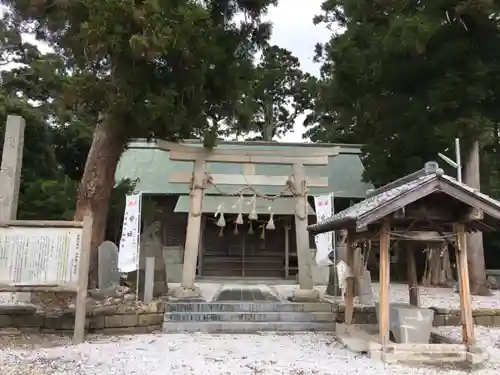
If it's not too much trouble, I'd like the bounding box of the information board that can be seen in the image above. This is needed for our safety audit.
[0,226,83,286]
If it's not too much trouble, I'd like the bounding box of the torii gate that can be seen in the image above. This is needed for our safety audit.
[160,141,338,301]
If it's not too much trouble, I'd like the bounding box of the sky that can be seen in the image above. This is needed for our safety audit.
[264,0,331,142]
[1,1,332,142]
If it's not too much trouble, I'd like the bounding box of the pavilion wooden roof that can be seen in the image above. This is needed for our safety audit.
[308,163,500,234]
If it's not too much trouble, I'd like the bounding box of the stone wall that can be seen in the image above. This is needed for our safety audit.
[335,305,500,327]
[3,303,500,334]
[0,301,165,335]
[487,269,500,289]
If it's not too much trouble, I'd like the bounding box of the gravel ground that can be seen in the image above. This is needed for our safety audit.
[322,284,500,309]
[176,281,500,308]
[1,328,500,375]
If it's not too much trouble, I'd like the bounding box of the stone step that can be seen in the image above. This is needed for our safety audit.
[381,352,467,364]
[162,321,334,333]
[165,302,335,313]
[164,311,336,322]
[201,270,287,278]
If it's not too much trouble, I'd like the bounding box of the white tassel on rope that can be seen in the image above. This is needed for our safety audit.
[234,194,244,225]
[266,206,275,230]
[215,204,226,228]
[236,213,244,225]
[248,194,258,221]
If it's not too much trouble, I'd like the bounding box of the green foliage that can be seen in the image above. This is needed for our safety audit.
[1,0,277,147]
[1,12,141,227]
[0,0,278,254]
[229,45,311,140]
[52,120,92,181]
[308,0,500,187]
[1,13,77,220]
[18,177,78,220]
[0,88,136,225]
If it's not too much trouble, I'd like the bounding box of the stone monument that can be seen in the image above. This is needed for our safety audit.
[0,115,27,305]
[127,221,167,297]
[375,302,435,344]
[98,241,120,290]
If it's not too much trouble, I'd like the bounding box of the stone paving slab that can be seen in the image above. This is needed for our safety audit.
[215,288,280,302]
[162,321,334,333]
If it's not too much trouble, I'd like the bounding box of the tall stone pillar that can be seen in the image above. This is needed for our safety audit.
[291,163,319,301]
[0,115,29,305]
[173,157,205,300]
[0,115,25,220]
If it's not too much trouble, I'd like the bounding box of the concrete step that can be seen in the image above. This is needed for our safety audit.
[162,321,334,333]
[165,302,335,313]
[164,311,336,322]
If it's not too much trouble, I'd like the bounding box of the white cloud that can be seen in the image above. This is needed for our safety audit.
[264,0,329,77]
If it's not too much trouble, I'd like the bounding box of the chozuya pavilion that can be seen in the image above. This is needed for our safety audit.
[115,139,371,300]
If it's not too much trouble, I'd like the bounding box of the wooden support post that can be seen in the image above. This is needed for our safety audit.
[344,229,355,324]
[291,163,318,301]
[455,223,475,345]
[285,225,290,279]
[379,221,391,346]
[174,157,205,299]
[353,246,362,296]
[407,244,420,307]
[73,215,92,344]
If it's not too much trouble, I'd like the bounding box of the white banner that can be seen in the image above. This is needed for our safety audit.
[118,193,142,273]
[314,193,334,267]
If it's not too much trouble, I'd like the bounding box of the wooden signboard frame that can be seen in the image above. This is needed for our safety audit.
[0,216,92,344]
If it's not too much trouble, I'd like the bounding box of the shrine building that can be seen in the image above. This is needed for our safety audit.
[114,139,371,299]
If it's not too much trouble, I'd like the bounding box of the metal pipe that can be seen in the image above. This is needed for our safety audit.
[455,138,462,183]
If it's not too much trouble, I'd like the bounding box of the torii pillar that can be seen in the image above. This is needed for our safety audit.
[291,163,319,301]
[172,156,205,300]
[164,141,337,301]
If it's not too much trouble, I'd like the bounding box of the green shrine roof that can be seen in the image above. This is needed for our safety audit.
[115,139,372,199]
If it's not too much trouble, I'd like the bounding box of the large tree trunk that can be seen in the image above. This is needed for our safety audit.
[263,124,273,141]
[262,102,274,141]
[464,140,491,296]
[74,119,127,287]
[421,245,454,287]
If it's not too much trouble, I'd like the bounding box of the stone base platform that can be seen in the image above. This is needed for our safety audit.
[336,305,500,327]
[3,303,500,336]
[336,323,487,365]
